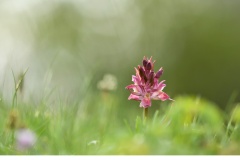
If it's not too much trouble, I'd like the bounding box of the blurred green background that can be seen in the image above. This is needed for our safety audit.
[0,0,240,109]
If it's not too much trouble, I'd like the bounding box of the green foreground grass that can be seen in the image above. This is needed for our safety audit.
[1,91,240,155]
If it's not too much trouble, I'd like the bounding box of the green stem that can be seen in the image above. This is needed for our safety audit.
[143,108,148,123]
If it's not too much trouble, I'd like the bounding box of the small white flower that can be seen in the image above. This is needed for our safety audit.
[15,129,36,151]
[97,74,118,91]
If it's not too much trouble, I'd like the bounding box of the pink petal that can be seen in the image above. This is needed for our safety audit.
[156,80,166,91]
[153,78,159,87]
[134,67,139,76]
[140,96,151,108]
[126,84,145,95]
[126,84,136,90]
[157,92,170,101]
[150,91,160,99]
[132,75,141,85]
[128,94,141,101]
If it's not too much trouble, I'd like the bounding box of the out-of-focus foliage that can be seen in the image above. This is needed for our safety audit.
[0,1,240,108]
[138,1,240,108]
[1,94,240,155]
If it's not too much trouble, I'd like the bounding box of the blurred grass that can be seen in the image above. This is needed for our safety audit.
[1,90,240,155]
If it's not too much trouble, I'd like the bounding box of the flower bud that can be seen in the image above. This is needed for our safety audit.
[149,71,154,86]
[142,59,148,68]
[155,68,163,79]
[138,66,147,83]
[146,62,152,70]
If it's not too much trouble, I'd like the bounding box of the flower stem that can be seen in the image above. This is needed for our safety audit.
[143,108,148,123]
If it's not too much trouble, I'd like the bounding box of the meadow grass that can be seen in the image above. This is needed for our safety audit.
[1,89,240,155]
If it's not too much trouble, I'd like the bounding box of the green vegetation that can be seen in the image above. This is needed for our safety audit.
[1,89,240,154]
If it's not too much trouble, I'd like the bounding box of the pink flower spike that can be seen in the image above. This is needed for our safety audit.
[126,56,172,108]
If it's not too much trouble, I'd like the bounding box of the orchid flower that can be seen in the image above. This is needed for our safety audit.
[126,56,172,108]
